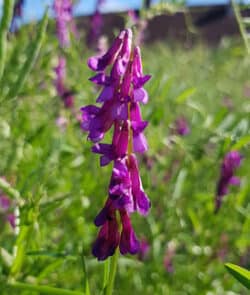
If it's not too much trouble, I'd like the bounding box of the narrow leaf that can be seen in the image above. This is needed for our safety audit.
[0,0,14,81]
[225,263,250,289]
[4,8,48,101]
[231,135,250,150]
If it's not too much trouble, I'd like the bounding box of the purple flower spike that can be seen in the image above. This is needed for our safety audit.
[215,150,243,212]
[81,28,151,260]
[53,0,74,47]
[119,210,140,255]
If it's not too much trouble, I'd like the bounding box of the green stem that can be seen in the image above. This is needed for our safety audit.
[80,253,90,295]
[102,259,110,292]
[105,250,119,295]
[231,0,250,54]
[0,0,14,82]
[6,281,84,295]
[10,225,31,277]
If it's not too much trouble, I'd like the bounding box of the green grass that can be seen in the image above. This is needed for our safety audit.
[0,23,250,295]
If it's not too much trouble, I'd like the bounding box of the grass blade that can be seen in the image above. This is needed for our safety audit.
[4,8,49,101]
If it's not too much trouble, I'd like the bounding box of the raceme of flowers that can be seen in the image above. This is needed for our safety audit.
[81,28,151,260]
[215,150,243,213]
[53,0,74,47]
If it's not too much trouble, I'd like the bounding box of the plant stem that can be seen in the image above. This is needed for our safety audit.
[81,253,90,295]
[6,281,84,295]
[102,258,110,292]
[105,250,119,295]
[231,0,250,54]
[0,0,14,82]
[10,225,31,277]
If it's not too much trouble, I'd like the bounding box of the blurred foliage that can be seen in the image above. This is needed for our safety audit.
[0,11,250,295]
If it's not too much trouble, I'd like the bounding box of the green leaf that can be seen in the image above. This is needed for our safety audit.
[6,281,84,295]
[175,87,196,104]
[225,263,250,289]
[231,134,250,150]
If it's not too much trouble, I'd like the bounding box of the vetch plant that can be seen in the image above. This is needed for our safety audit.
[81,27,151,292]
[215,150,243,213]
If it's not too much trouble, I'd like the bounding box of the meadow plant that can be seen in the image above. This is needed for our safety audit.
[81,28,151,261]
[215,151,243,213]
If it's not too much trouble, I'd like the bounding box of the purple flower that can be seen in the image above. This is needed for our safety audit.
[81,28,151,260]
[138,237,150,260]
[174,117,190,136]
[81,100,128,142]
[92,122,129,166]
[119,210,140,255]
[53,0,74,47]
[0,190,15,229]
[54,57,66,97]
[130,102,148,153]
[92,207,120,261]
[0,195,11,210]
[87,29,129,72]
[164,242,176,273]
[127,154,151,215]
[54,57,74,108]
[215,150,243,212]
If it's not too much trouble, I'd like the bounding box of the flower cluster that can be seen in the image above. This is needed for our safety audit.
[54,57,74,108]
[215,150,243,213]
[81,29,151,260]
[53,0,74,47]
